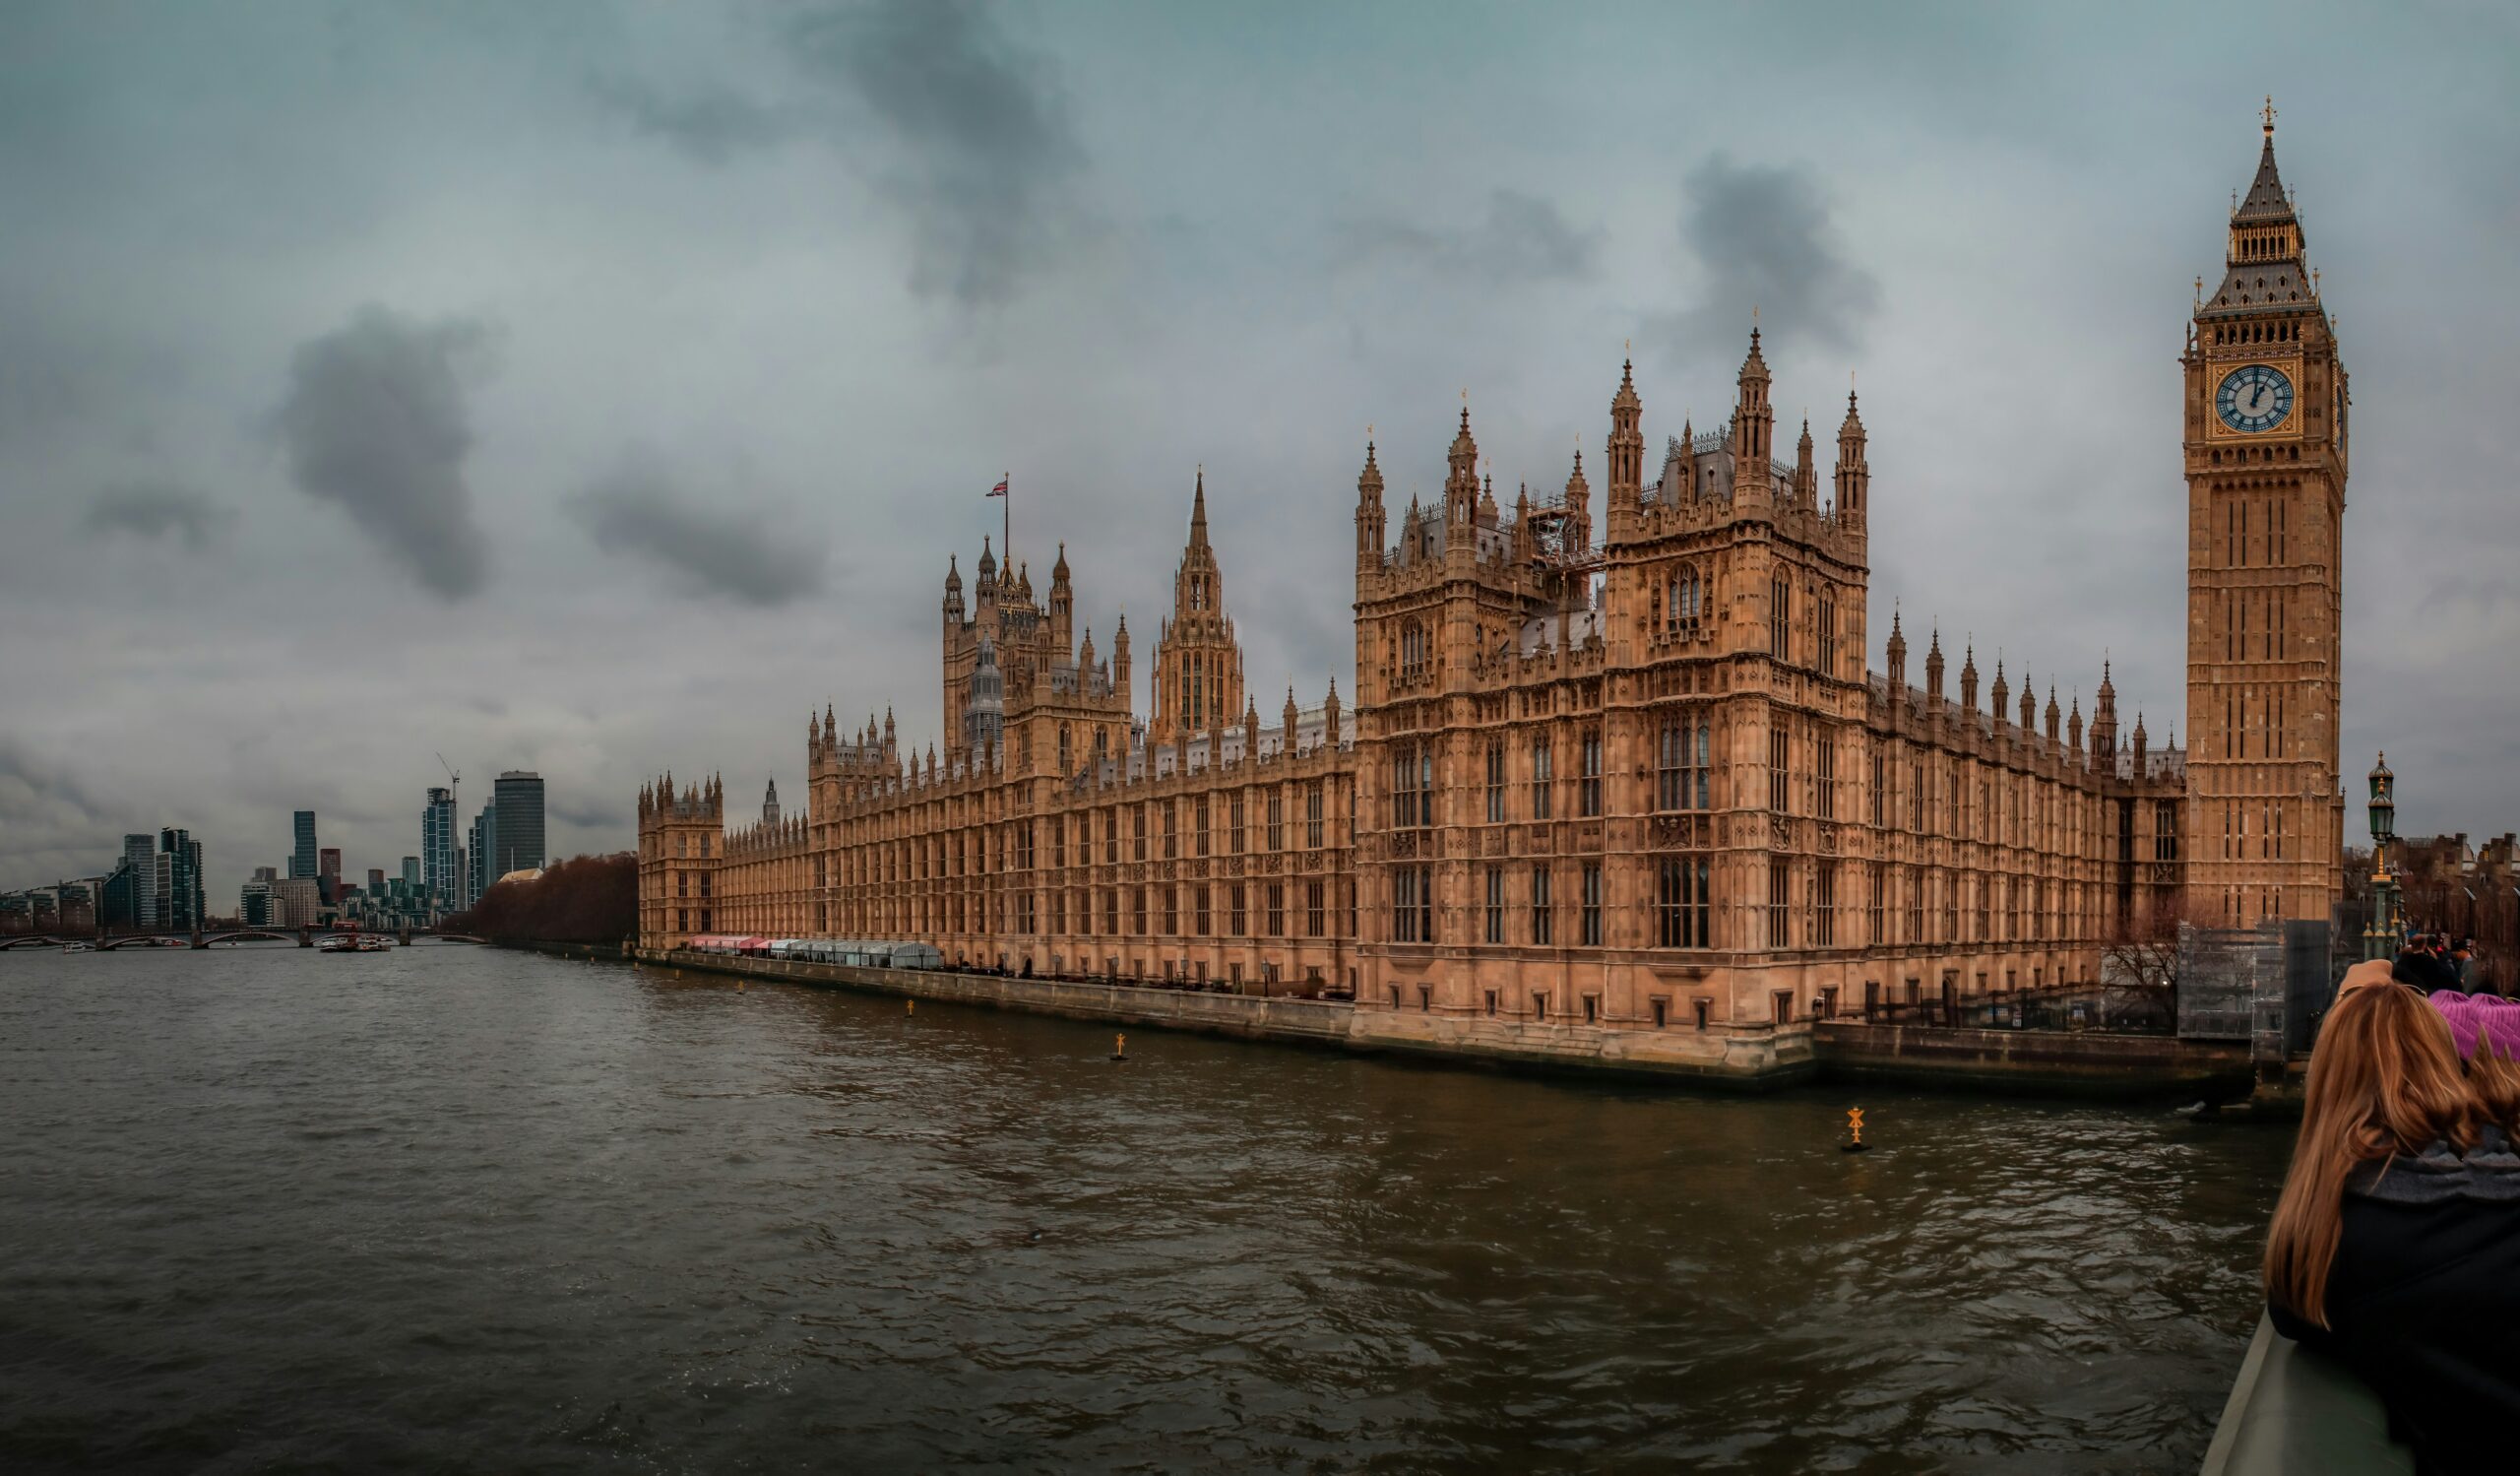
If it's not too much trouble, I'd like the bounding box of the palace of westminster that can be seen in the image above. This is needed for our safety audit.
[638,121,2349,1062]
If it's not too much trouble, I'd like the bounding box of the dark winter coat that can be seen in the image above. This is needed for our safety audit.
[2269,1140,2520,1474]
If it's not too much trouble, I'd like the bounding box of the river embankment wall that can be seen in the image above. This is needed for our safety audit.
[635,947,2256,1096]
[1812,1020,2253,1098]
[631,948,2154,1094]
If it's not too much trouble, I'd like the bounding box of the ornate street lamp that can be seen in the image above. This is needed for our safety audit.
[2363,752,2404,961]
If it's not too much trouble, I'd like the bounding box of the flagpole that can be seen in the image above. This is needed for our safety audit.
[1003,472,1011,569]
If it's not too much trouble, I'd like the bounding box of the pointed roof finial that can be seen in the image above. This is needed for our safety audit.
[2262,95,2276,137]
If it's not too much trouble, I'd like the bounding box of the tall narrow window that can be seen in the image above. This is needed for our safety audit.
[1819,588,1838,677]
[1659,717,1685,810]
[1531,737,1554,819]
[1306,781,1325,848]
[1580,863,1603,946]
[1580,730,1603,817]
[1267,788,1285,850]
[1769,727,1790,812]
[1767,859,1790,947]
[1530,866,1553,944]
[1485,739,1506,822]
[1771,572,1791,660]
[1656,856,1710,948]
[1483,866,1504,943]
[1814,862,1837,947]
[1814,730,1835,820]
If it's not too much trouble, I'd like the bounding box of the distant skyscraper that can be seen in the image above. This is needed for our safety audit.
[467,802,495,905]
[121,833,157,930]
[423,786,457,914]
[318,847,342,904]
[401,857,420,887]
[158,828,204,931]
[491,771,545,876]
[290,810,318,880]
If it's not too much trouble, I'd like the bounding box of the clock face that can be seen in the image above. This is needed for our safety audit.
[2216,363,2295,433]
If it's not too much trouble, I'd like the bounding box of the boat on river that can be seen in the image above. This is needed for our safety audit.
[318,932,392,954]
[60,941,94,954]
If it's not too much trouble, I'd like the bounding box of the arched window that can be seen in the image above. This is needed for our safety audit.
[1058,724,1072,774]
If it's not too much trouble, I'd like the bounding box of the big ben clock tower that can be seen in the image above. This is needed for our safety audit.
[2183,101,2348,929]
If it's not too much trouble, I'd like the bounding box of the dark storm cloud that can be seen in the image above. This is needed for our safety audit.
[1660,156,1879,357]
[82,481,234,550]
[783,0,1085,305]
[586,72,793,163]
[0,737,103,827]
[566,456,825,608]
[1340,189,1603,282]
[276,307,494,600]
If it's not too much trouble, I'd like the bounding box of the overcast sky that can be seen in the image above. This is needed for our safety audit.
[4,1,2516,905]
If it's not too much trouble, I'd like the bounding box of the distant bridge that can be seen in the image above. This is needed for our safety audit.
[0,929,487,951]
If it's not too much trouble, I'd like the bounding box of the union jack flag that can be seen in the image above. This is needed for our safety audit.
[987,478,1008,497]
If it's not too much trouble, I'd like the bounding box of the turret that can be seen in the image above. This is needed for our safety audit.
[1886,609,1908,695]
[1112,613,1132,712]
[1324,678,1342,747]
[2067,695,2085,757]
[1606,355,1642,525]
[2132,711,2150,769]
[1731,327,1775,512]
[1990,661,2010,730]
[2018,676,2037,733]
[942,552,964,624]
[2046,685,2062,746]
[1354,438,1385,575]
[1445,403,1480,528]
[1959,642,1979,712]
[1924,625,1945,702]
[1794,417,1817,508]
[1563,449,1591,556]
[1835,389,1867,529]
[1282,684,1299,750]
[2092,660,2119,760]
[1243,696,1260,757]
[761,778,780,827]
[1050,543,1074,656]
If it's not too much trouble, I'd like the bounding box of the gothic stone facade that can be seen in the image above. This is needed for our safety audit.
[639,126,2344,1072]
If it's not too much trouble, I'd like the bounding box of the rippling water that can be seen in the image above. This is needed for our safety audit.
[0,945,2290,1473]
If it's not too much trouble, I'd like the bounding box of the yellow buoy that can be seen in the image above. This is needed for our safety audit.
[1110,1032,1128,1061]
[1843,1106,1869,1153]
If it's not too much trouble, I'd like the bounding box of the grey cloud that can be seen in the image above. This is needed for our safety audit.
[82,481,234,550]
[0,736,104,829]
[1341,189,1602,282]
[276,307,494,600]
[1660,156,1879,357]
[783,0,1085,305]
[587,72,793,163]
[566,456,826,608]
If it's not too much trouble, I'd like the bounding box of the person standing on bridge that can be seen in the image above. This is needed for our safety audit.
[2263,958,2520,1472]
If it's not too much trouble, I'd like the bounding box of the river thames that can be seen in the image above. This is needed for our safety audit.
[0,946,2289,1472]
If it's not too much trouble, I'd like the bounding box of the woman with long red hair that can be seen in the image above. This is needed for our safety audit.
[2265,958,2520,1471]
